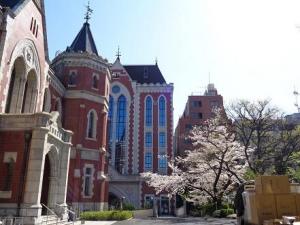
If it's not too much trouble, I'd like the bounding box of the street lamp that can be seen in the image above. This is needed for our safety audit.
[120,196,125,210]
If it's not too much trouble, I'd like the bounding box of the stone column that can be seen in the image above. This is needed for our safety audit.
[21,127,49,225]
[56,143,71,220]
[47,177,58,209]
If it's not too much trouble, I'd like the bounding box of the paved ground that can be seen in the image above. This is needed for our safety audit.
[113,217,237,225]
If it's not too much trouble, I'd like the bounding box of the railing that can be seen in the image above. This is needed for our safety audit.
[41,204,58,225]
[0,217,24,225]
[55,204,76,225]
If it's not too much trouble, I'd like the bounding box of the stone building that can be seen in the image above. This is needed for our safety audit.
[174,84,223,156]
[107,57,174,215]
[0,0,108,224]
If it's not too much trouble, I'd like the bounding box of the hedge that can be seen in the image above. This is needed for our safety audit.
[80,210,133,221]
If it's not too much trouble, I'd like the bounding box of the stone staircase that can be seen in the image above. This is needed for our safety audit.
[40,215,76,225]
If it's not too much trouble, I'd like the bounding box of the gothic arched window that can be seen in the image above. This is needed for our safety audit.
[68,72,76,85]
[116,95,126,141]
[145,96,152,127]
[159,96,166,127]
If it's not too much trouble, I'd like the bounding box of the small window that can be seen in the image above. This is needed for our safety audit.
[192,101,202,107]
[185,124,192,131]
[68,72,76,85]
[112,85,120,94]
[144,152,152,169]
[84,167,93,196]
[144,67,148,79]
[87,110,97,139]
[3,158,14,191]
[192,112,203,119]
[210,101,219,108]
[145,132,152,148]
[159,132,166,148]
[92,75,98,89]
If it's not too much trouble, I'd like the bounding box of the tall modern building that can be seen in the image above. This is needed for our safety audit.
[107,57,174,214]
[174,84,223,156]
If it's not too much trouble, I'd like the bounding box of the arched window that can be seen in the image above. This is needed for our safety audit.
[108,95,114,141]
[87,110,97,139]
[116,95,126,141]
[159,96,166,127]
[21,70,38,113]
[92,75,98,89]
[145,96,152,127]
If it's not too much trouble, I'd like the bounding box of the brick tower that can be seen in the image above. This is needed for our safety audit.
[51,17,110,212]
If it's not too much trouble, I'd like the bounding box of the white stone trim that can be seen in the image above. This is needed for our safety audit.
[48,69,65,97]
[64,90,108,109]
[3,152,17,163]
[0,191,12,199]
[74,169,80,178]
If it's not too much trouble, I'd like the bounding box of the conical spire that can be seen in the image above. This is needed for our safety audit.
[68,22,98,56]
[67,2,98,56]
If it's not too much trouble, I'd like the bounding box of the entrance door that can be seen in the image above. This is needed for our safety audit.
[41,155,50,215]
[160,196,170,215]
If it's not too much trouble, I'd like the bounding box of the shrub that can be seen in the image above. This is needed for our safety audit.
[212,208,234,218]
[123,203,135,211]
[80,210,133,221]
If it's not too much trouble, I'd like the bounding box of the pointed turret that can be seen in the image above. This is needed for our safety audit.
[67,22,98,56]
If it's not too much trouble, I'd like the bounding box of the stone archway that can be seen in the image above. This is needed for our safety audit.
[40,146,59,214]
[41,154,50,215]
[5,57,26,113]
[21,69,38,113]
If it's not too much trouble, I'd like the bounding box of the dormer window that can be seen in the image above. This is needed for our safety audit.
[144,67,148,79]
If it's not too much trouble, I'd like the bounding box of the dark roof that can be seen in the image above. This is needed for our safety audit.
[0,0,23,9]
[67,22,98,56]
[124,65,166,84]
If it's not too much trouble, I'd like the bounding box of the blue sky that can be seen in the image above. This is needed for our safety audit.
[45,0,300,124]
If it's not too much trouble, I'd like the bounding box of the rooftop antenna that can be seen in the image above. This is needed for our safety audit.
[84,1,93,23]
[294,87,300,113]
[116,46,121,60]
[155,57,158,65]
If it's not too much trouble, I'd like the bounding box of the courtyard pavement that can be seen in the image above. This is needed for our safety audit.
[113,217,236,225]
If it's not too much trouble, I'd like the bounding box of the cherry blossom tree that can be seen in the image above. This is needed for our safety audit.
[141,110,247,207]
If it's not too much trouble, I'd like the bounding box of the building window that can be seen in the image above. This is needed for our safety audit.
[112,85,120,94]
[192,101,202,107]
[145,96,152,127]
[116,95,126,141]
[144,152,152,170]
[68,72,76,85]
[145,132,152,148]
[158,155,167,173]
[144,195,154,209]
[92,75,98,89]
[87,110,97,139]
[192,112,203,119]
[3,158,14,191]
[159,132,166,148]
[159,96,166,127]
[84,167,93,196]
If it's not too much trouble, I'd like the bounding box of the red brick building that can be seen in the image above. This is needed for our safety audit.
[108,57,174,214]
[0,0,109,223]
[174,84,223,156]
